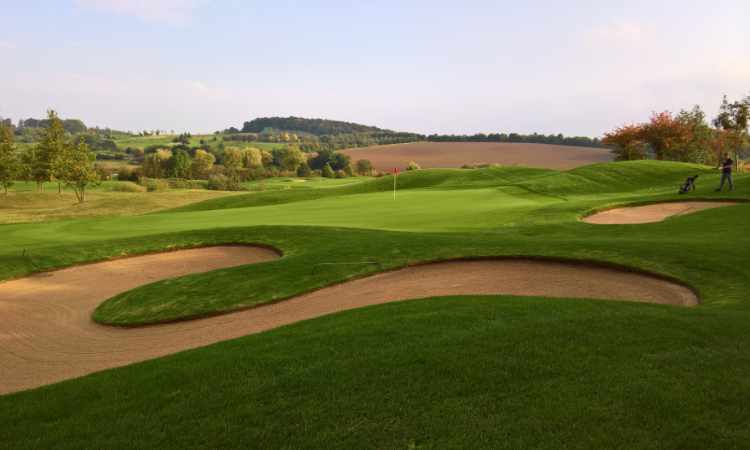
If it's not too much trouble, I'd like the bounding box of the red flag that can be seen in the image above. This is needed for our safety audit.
[393,168,399,175]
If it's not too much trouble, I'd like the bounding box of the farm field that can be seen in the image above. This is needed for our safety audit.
[340,141,613,171]
[1,160,750,448]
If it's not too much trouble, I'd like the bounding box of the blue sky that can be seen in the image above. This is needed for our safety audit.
[1,0,748,136]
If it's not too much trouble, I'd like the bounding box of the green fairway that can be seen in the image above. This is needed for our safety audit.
[2,160,750,448]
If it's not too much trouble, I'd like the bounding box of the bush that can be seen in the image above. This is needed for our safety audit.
[141,178,169,192]
[355,159,373,176]
[110,182,146,193]
[335,169,347,178]
[207,174,243,191]
[167,178,208,189]
[321,163,335,178]
[297,163,312,177]
[406,161,421,171]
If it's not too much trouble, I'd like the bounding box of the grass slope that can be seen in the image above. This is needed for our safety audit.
[0,181,238,224]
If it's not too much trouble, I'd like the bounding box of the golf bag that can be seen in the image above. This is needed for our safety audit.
[679,175,698,194]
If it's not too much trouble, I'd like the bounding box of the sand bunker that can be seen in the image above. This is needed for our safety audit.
[583,201,738,224]
[0,252,696,394]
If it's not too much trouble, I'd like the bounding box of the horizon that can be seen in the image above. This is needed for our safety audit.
[1,1,748,136]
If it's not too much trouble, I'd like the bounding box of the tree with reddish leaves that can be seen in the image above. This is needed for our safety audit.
[602,124,647,161]
[639,111,693,161]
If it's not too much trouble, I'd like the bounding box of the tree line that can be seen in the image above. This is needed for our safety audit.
[425,132,604,148]
[134,144,375,191]
[603,95,750,165]
[0,111,98,201]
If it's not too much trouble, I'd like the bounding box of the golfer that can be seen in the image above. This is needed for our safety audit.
[716,153,734,192]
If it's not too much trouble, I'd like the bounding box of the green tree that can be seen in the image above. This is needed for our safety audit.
[191,149,216,179]
[260,149,274,167]
[243,147,263,169]
[406,161,421,171]
[36,110,68,192]
[330,152,351,171]
[169,149,193,179]
[142,149,172,178]
[321,163,335,178]
[713,95,750,167]
[275,146,306,172]
[0,123,19,194]
[57,138,100,203]
[223,148,244,181]
[297,162,311,177]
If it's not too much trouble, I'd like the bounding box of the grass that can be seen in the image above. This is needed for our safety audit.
[0,181,239,224]
[1,160,750,448]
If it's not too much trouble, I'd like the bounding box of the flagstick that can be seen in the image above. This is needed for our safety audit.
[393,169,397,200]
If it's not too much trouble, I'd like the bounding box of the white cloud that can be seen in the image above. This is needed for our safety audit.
[75,0,200,25]
[0,41,16,50]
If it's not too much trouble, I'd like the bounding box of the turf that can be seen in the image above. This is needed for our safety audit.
[0,181,238,224]
[1,160,750,448]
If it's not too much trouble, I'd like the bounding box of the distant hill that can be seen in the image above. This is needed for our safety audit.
[241,117,396,136]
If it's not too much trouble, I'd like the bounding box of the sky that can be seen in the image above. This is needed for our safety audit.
[0,0,748,136]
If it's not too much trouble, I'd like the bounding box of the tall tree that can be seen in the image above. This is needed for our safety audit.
[243,147,263,169]
[191,149,215,179]
[223,148,244,181]
[274,146,306,172]
[169,149,193,179]
[142,149,172,178]
[713,95,750,168]
[57,138,99,203]
[36,110,69,192]
[0,123,19,194]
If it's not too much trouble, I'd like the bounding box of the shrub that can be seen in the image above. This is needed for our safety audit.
[297,162,312,177]
[110,182,146,193]
[321,163,335,178]
[141,178,169,192]
[355,159,373,176]
[167,178,207,189]
[406,161,421,171]
[207,174,243,191]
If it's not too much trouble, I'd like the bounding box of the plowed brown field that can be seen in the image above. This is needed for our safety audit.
[340,141,611,171]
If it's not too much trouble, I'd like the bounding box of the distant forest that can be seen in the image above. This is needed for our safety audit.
[234,116,605,150]
[426,133,604,148]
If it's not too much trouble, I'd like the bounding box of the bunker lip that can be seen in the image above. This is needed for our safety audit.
[0,251,697,395]
[101,254,701,328]
[3,242,284,284]
[582,200,741,225]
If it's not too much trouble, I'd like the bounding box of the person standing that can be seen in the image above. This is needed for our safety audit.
[716,153,734,192]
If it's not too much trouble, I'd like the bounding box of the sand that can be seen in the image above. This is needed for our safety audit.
[340,142,612,171]
[0,250,696,395]
[583,201,738,224]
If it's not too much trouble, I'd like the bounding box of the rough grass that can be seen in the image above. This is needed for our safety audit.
[0,182,238,224]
